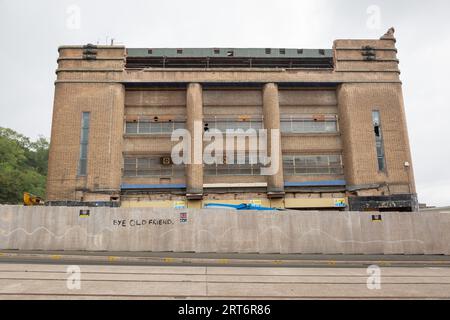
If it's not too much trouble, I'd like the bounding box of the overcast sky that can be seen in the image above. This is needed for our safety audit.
[0,0,449,206]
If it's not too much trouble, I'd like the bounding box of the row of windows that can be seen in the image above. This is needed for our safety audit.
[80,112,383,177]
[125,121,185,134]
[125,116,338,135]
[204,154,262,176]
[122,155,343,177]
[204,164,262,176]
[204,118,263,131]
[123,157,185,177]
[280,118,337,134]
[283,155,343,176]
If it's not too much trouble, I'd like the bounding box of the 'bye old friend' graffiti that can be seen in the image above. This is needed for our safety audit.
[112,219,174,227]
[112,212,188,228]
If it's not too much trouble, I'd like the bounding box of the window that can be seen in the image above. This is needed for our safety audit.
[123,156,185,177]
[280,115,338,134]
[125,119,185,135]
[226,50,234,57]
[204,153,261,176]
[265,48,271,54]
[372,111,386,172]
[214,49,220,54]
[177,49,183,54]
[126,121,138,134]
[283,155,343,176]
[147,49,153,54]
[297,49,304,54]
[78,112,90,176]
[204,117,263,132]
[280,49,286,55]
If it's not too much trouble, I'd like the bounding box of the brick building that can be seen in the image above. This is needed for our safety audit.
[46,28,418,211]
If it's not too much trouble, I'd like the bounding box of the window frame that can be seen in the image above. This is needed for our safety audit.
[204,152,262,177]
[280,115,339,134]
[123,156,185,178]
[283,154,344,176]
[124,117,186,135]
[203,116,264,133]
[372,110,387,173]
[77,112,90,176]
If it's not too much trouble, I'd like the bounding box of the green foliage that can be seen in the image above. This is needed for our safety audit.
[0,127,49,204]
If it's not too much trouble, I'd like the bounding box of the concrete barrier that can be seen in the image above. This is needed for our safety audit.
[0,205,449,255]
[359,213,384,255]
[414,212,443,255]
[346,213,364,255]
[290,212,323,254]
[439,212,450,256]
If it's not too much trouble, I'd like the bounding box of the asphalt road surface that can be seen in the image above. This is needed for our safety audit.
[2,250,450,267]
[0,252,450,299]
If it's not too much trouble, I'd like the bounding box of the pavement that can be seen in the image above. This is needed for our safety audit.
[1,251,450,299]
[1,262,450,299]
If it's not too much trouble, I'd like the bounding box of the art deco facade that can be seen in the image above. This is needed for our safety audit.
[46,29,417,211]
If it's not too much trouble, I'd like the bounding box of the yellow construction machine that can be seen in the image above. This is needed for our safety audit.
[23,192,45,206]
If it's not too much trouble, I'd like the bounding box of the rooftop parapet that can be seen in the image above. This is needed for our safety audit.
[125,48,334,69]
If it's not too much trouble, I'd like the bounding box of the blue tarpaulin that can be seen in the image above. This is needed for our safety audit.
[204,203,277,211]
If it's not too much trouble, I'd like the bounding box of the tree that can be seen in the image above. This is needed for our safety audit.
[0,127,49,204]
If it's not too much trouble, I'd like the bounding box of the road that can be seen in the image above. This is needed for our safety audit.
[0,252,450,299]
[2,250,450,268]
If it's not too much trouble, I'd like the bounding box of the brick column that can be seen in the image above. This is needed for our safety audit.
[262,83,284,198]
[186,83,204,199]
[47,45,126,203]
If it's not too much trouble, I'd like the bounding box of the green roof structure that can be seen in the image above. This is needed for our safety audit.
[127,48,332,59]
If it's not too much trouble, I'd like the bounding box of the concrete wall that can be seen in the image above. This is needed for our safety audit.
[0,206,448,254]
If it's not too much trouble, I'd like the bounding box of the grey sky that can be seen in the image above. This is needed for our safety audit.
[0,0,449,206]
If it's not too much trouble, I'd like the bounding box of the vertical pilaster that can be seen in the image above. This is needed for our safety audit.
[186,83,204,199]
[262,83,284,197]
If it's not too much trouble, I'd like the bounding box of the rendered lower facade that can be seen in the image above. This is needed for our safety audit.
[46,28,418,211]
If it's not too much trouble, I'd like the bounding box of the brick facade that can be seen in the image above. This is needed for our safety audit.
[47,30,417,211]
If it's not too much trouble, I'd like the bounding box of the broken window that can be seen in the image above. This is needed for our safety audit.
[372,111,386,172]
